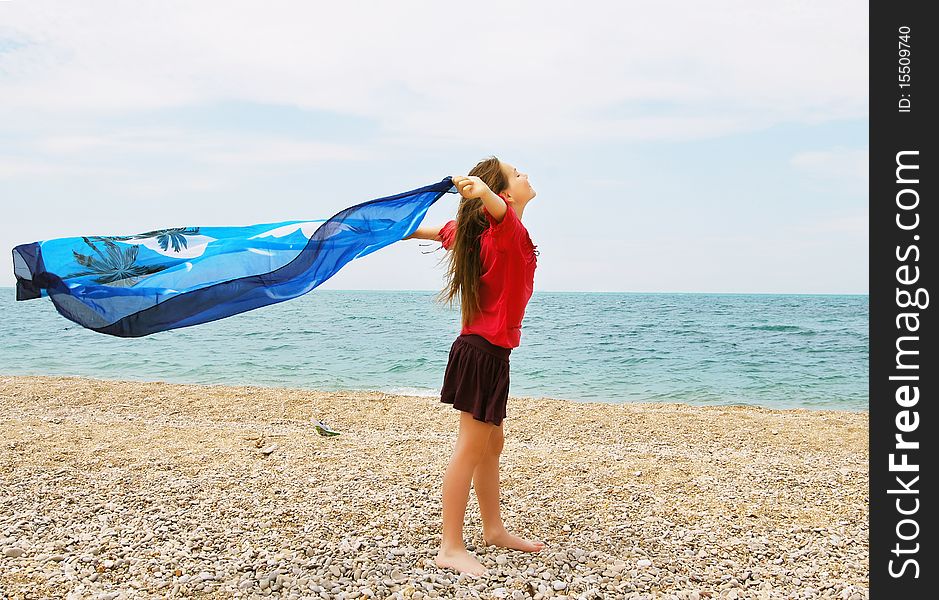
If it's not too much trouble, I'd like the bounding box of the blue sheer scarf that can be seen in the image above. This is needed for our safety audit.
[13,177,455,337]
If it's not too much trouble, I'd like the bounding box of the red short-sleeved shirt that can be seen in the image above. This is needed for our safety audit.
[438,203,538,348]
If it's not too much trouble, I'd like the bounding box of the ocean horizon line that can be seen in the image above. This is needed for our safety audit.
[0,285,869,297]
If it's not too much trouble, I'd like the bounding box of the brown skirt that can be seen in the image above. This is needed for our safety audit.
[440,334,512,426]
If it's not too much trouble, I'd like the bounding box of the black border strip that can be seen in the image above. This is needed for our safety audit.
[870,1,935,596]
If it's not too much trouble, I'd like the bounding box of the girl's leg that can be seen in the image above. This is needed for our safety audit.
[473,423,506,538]
[474,423,546,552]
[435,410,495,575]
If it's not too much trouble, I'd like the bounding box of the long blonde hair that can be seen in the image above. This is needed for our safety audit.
[434,156,509,328]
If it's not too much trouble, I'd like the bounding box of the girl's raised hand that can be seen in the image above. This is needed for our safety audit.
[451,175,492,200]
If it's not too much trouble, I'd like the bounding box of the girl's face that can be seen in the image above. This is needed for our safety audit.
[499,161,536,204]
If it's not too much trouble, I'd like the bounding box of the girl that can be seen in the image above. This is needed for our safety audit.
[406,156,544,576]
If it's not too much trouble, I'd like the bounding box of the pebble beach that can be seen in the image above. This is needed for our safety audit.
[0,375,869,600]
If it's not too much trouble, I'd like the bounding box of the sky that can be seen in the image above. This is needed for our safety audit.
[0,0,868,294]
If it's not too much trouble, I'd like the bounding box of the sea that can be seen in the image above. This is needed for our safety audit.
[0,289,868,411]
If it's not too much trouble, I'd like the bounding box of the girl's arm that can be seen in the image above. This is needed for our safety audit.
[451,175,507,223]
[478,189,508,224]
[404,224,444,241]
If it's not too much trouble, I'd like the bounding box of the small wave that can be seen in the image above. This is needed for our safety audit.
[240,330,272,338]
[385,357,429,373]
[617,356,662,365]
[747,324,810,333]
[668,329,707,336]
[260,344,297,352]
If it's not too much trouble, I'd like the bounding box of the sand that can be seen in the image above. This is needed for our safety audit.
[0,375,868,599]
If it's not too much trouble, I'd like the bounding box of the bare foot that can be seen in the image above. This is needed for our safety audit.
[483,529,546,552]
[434,548,488,576]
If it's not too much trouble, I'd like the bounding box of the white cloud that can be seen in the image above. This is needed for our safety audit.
[0,0,868,146]
[32,129,370,164]
[790,146,869,183]
[0,155,121,179]
[792,210,869,236]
